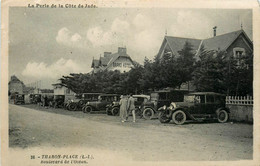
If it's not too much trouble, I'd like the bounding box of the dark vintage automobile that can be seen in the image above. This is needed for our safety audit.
[106,95,150,116]
[50,95,65,108]
[29,94,42,104]
[158,92,230,125]
[41,95,54,107]
[83,94,120,113]
[142,90,188,120]
[14,94,25,105]
[68,93,101,111]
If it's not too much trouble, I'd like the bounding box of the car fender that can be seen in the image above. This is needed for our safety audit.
[215,107,230,115]
[170,108,197,121]
[143,106,155,112]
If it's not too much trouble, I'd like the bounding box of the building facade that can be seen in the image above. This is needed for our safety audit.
[91,47,134,73]
[8,75,25,94]
[157,29,253,92]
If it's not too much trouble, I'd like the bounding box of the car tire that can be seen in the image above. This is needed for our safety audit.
[217,109,229,123]
[68,103,77,111]
[172,110,186,125]
[83,106,92,113]
[159,112,171,123]
[143,108,154,120]
[111,107,119,116]
[135,108,142,118]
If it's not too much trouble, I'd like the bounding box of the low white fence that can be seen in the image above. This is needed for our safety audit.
[226,96,253,106]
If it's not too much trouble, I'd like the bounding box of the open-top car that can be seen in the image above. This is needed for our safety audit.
[142,90,188,120]
[83,94,120,113]
[68,93,101,111]
[158,92,230,125]
[106,95,150,116]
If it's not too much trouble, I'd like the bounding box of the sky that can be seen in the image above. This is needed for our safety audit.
[9,8,252,89]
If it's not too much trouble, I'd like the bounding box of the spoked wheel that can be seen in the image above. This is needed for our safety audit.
[143,108,154,120]
[83,106,92,113]
[68,103,77,111]
[172,110,186,125]
[135,108,143,118]
[111,107,119,116]
[217,110,229,123]
[159,112,171,123]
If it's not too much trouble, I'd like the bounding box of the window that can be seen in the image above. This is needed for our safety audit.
[206,95,215,103]
[233,47,245,66]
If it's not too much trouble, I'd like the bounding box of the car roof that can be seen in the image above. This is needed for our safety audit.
[99,94,120,96]
[133,95,150,99]
[188,92,225,96]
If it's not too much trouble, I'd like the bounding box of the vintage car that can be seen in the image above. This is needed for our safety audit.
[158,92,230,125]
[106,95,150,116]
[83,94,120,113]
[29,94,42,104]
[50,95,65,108]
[14,94,25,105]
[142,90,188,120]
[68,93,101,111]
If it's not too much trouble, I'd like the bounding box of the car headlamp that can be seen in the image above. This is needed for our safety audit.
[87,102,90,105]
[163,105,167,109]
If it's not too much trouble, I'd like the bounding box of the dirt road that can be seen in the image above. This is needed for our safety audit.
[9,104,253,161]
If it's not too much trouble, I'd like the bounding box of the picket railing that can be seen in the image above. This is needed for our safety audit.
[226,96,253,105]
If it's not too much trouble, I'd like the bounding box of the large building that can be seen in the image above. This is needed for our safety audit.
[8,75,25,94]
[157,28,253,91]
[91,47,135,73]
[157,29,253,63]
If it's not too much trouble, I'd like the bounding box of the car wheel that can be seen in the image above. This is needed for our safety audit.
[159,112,171,123]
[135,108,142,118]
[69,103,77,111]
[217,109,229,123]
[172,110,186,125]
[111,107,119,116]
[143,108,154,120]
[83,106,92,113]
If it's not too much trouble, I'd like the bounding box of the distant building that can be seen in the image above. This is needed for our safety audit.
[8,75,25,94]
[157,29,253,91]
[91,47,135,73]
[52,82,76,101]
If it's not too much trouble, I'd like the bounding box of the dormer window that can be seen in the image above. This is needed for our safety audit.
[233,47,246,66]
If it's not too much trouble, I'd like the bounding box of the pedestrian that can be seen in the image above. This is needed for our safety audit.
[127,93,136,122]
[119,95,128,122]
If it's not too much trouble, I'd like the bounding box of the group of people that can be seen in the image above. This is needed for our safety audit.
[119,93,136,123]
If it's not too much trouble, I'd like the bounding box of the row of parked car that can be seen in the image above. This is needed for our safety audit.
[11,90,230,125]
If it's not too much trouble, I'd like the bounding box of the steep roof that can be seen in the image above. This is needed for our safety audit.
[105,52,132,69]
[91,59,99,68]
[165,36,202,55]
[160,29,252,58]
[202,30,244,51]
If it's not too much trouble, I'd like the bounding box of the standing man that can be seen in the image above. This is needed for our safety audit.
[127,93,136,122]
[119,95,128,122]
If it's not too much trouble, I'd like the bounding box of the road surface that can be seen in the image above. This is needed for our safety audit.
[9,104,253,161]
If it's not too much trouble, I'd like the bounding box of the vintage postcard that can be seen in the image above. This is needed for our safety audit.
[1,0,260,165]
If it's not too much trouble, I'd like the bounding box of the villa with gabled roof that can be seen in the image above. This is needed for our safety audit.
[157,29,253,62]
[157,28,253,92]
[91,47,135,73]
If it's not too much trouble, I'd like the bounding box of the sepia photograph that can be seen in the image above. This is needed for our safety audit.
[2,0,260,165]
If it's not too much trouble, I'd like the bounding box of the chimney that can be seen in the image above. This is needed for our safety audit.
[213,26,217,37]
[104,52,111,57]
[118,47,127,54]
